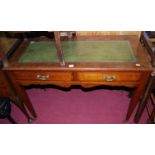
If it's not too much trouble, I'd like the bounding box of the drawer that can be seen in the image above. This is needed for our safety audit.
[13,71,73,81]
[77,72,141,82]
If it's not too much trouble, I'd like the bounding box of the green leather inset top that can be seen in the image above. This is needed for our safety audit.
[19,40,136,63]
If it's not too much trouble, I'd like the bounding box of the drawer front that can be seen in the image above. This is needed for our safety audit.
[13,71,73,81]
[77,72,141,82]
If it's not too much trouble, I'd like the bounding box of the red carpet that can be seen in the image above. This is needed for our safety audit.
[0,88,148,124]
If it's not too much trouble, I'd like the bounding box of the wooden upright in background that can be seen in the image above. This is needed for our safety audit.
[0,33,34,122]
[135,31,155,123]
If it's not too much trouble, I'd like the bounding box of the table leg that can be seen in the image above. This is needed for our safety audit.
[134,75,154,123]
[14,84,37,119]
[6,72,37,119]
[126,73,150,121]
[147,107,155,123]
[10,97,33,122]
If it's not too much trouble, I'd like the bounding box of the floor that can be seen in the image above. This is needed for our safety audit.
[0,87,148,124]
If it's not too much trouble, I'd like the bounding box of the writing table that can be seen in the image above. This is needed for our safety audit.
[3,33,152,122]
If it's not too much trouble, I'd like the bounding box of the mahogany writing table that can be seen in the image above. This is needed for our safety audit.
[3,33,152,122]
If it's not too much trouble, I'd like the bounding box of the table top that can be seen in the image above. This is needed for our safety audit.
[19,40,136,63]
[4,35,152,71]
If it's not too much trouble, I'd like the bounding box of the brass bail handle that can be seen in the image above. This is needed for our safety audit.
[37,74,49,80]
[103,75,116,82]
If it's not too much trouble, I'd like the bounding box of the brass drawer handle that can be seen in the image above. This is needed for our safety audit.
[37,74,49,80]
[103,75,116,82]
